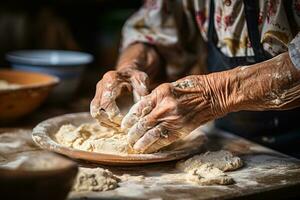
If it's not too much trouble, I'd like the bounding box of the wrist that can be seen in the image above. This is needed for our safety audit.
[117,43,163,77]
[203,69,243,118]
[116,60,140,72]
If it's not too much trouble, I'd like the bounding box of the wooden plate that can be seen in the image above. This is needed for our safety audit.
[32,112,207,165]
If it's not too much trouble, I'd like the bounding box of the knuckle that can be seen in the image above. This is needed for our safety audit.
[138,71,148,79]
[160,83,173,95]
[103,70,116,79]
[96,80,103,88]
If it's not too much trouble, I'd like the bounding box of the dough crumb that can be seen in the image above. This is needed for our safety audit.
[177,150,243,185]
[73,167,120,192]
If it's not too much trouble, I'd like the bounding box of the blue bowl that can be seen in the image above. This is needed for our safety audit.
[6,50,93,102]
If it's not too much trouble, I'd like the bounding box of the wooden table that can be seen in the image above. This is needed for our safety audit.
[69,128,300,200]
[2,98,300,199]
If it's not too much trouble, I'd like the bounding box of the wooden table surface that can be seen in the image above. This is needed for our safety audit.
[69,128,300,200]
[2,98,300,200]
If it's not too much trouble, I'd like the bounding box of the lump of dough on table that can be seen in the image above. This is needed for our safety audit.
[73,167,120,192]
[186,163,234,185]
[54,123,130,154]
[177,150,243,172]
[177,150,243,185]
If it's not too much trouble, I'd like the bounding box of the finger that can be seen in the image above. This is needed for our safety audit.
[130,72,149,102]
[127,113,159,147]
[91,80,131,121]
[143,129,183,153]
[121,96,153,131]
[132,124,164,153]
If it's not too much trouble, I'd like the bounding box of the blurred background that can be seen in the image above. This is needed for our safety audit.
[0,0,140,95]
[0,0,141,126]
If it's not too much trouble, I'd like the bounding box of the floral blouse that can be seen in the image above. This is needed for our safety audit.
[121,0,300,79]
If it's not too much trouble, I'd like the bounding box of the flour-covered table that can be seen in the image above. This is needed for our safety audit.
[69,128,300,200]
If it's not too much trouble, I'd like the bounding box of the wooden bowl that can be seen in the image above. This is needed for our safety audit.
[0,152,78,200]
[0,128,78,200]
[0,69,59,122]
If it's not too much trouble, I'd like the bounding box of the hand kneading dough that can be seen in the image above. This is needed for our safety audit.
[177,150,243,185]
[54,123,131,154]
[73,167,120,192]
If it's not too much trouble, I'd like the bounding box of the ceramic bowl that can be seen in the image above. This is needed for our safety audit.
[6,50,93,102]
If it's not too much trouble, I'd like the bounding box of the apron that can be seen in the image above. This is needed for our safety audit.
[206,0,300,157]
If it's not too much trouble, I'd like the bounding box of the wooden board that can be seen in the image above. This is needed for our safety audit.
[69,128,300,200]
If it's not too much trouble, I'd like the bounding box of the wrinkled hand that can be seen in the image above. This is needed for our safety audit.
[90,68,149,129]
[121,75,231,153]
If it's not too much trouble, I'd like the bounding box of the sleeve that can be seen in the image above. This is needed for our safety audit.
[121,0,204,80]
[288,32,300,70]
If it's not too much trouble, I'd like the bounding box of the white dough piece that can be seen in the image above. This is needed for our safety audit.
[72,167,120,192]
[54,123,131,154]
[177,150,243,172]
[177,150,243,185]
[186,163,234,185]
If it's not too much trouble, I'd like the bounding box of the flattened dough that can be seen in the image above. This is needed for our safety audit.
[54,123,131,154]
[177,150,243,185]
[73,167,120,192]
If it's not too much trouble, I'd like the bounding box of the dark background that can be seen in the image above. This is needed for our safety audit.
[0,0,141,98]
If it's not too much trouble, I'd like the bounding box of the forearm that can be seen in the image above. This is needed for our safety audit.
[116,43,163,77]
[209,52,300,115]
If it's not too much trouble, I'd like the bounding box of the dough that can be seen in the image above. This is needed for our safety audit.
[186,163,234,185]
[177,150,243,185]
[177,150,243,172]
[0,80,20,90]
[54,123,131,154]
[72,167,120,192]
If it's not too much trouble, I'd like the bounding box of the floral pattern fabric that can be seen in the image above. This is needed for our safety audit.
[121,0,300,78]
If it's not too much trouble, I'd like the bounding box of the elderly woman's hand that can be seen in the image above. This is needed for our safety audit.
[121,52,300,153]
[121,74,235,153]
[90,68,149,129]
